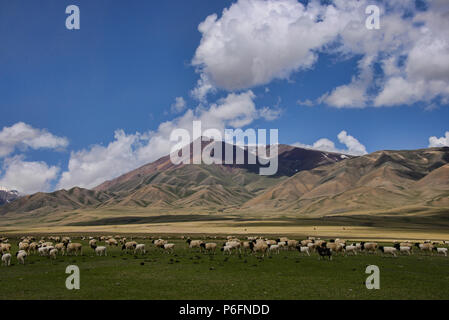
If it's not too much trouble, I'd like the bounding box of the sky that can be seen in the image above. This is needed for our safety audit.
[0,0,448,194]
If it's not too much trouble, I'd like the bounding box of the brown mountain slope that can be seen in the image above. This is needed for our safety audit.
[0,141,350,215]
[242,147,449,215]
[94,140,348,193]
[0,187,115,215]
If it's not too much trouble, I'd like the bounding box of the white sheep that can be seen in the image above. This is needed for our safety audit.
[434,247,448,256]
[49,248,58,259]
[221,245,233,255]
[38,246,53,256]
[296,245,311,256]
[16,250,28,264]
[394,243,412,255]
[379,246,397,257]
[95,246,107,256]
[186,239,203,249]
[2,253,11,266]
[163,243,175,253]
[268,244,280,254]
[344,245,358,256]
[135,244,146,254]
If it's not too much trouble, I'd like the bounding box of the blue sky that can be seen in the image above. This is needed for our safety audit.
[0,0,448,193]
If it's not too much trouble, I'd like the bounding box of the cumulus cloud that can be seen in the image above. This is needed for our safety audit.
[170,97,187,114]
[428,131,449,147]
[192,0,342,94]
[337,130,367,155]
[0,156,60,194]
[293,130,367,156]
[192,0,449,108]
[57,91,277,189]
[0,122,68,157]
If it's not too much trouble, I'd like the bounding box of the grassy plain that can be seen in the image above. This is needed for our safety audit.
[1,237,448,300]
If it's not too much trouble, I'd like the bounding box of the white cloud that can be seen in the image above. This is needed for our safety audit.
[171,97,187,114]
[191,73,215,101]
[429,131,449,147]
[192,0,449,108]
[0,156,60,194]
[0,122,68,158]
[192,0,345,93]
[57,130,144,190]
[293,130,367,156]
[259,106,281,121]
[337,130,367,155]
[57,91,276,189]
[321,84,367,108]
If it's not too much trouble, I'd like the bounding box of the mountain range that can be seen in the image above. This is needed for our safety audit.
[0,141,448,227]
[0,187,19,206]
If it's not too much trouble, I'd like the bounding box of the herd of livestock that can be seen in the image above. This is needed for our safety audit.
[1,234,448,266]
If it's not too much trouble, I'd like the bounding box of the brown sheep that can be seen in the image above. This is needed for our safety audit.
[200,242,217,254]
[66,243,83,256]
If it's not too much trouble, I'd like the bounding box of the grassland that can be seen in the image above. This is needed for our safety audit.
[1,237,449,300]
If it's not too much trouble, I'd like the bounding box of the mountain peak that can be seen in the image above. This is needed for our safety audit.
[0,187,20,206]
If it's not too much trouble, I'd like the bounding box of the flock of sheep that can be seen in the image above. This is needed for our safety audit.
[0,234,448,266]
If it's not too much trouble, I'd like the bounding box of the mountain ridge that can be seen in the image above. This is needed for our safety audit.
[1,145,448,226]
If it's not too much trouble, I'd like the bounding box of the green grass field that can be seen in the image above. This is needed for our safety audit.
[1,237,449,300]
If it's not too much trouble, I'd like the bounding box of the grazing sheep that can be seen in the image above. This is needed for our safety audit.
[301,239,312,246]
[153,239,167,249]
[186,239,203,250]
[249,240,268,257]
[221,245,233,255]
[163,243,175,253]
[287,240,299,250]
[18,242,30,253]
[66,243,83,256]
[295,245,310,256]
[106,238,118,246]
[399,242,413,248]
[225,241,241,253]
[122,241,137,253]
[393,243,412,255]
[326,242,345,255]
[16,250,27,264]
[89,239,97,250]
[42,242,53,248]
[307,242,317,251]
[314,240,326,248]
[38,246,53,256]
[344,244,358,256]
[135,244,146,254]
[277,241,287,249]
[200,242,217,254]
[55,243,66,255]
[268,244,281,254]
[95,246,107,256]
[379,246,397,257]
[242,241,251,253]
[0,243,11,254]
[361,242,378,253]
[2,253,11,266]
[316,243,332,260]
[49,248,58,260]
[433,247,448,256]
[415,242,434,254]
[29,242,39,255]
